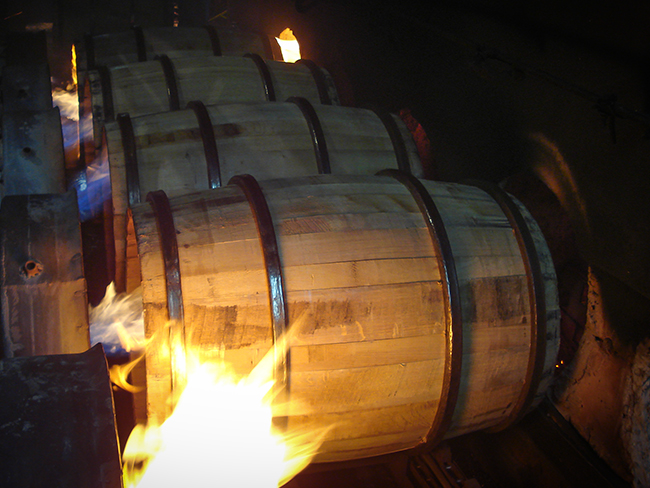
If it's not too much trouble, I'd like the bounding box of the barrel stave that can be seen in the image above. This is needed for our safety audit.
[130,174,559,461]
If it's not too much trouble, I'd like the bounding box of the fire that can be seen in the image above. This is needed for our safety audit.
[90,282,326,487]
[71,44,78,86]
[275,28,301,63]
[52,45,79,119]
[122,349,324,487]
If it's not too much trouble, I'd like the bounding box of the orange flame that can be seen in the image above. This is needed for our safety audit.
[71,44,78,86]
[110,354,145,394]
[276,28,301,63]
[112,306,327,486]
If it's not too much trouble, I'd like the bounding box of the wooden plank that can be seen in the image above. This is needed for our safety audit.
[445,226,522,258]
[290,334,446,371]
[0,345,122,488]
[290,359,444,413]
[0,192,89,357]
[271,193,422,219]
[183,302,274,349]
[2,281,89,357]
[278,228,435,267]
[454,254,526,279]
[459,275,529,324]
[287,400,437,454]
[275,209,425,234]
[268,61,323,106]
[267,186,419,218]
[446,383,529,437]
[283,257,441,290]
[174,56,266,106]
[138,243,267,295]
[1,64,52,112]
[110,62,169,117]
[2,109,66,195]
[142,277,444,341]
[312,430,428,463]
[286,282,446,344]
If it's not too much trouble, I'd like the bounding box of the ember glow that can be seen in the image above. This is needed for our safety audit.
[276,28,301,63]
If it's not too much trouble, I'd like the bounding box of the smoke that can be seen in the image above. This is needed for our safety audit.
[53,85,110,222]
[52,87,79,121]
[76,147,111,221]
[89,282,146,356]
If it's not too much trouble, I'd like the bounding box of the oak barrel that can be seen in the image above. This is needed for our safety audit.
[76,25,280,71]
[79,55,339,160]
[130,173,560,462]
[105,101,422,291]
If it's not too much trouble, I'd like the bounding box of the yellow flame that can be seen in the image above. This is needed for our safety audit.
[276,28,301,63]
[71,44,77,86]
[110,353,146,394]
[121,314,327,487]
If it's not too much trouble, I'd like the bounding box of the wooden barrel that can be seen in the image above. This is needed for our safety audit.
[104,100,423,291]
[76,25,280,72]
[79,55,339,161]
[130,173,560,463]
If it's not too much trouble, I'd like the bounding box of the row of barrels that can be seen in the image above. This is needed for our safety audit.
[76,30,421,294]
[77,25,281,71]
[80,53,341,157]
[101,100,421,292]
[78,25,559,463]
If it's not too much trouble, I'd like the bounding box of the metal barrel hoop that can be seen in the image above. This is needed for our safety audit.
[244,53,276,101]
[96,66,115,122]
[132,25,148,62]
[204,25,222,56]
[186,100,222,188]
[465,179,547,432]
[146,190,187,396]
[286,96,331,174]
[228,174,290,400]
[369,106,412,174]
[296,59,332,105]
[116,113,142,207]
[155,54,181,111]
[377,169,463,448]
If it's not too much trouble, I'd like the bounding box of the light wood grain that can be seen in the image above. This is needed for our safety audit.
[0,192,89,358]
[81,56,340,161]
[129,175,559,461]
[104,103,423,290]
[76,26,275,70]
